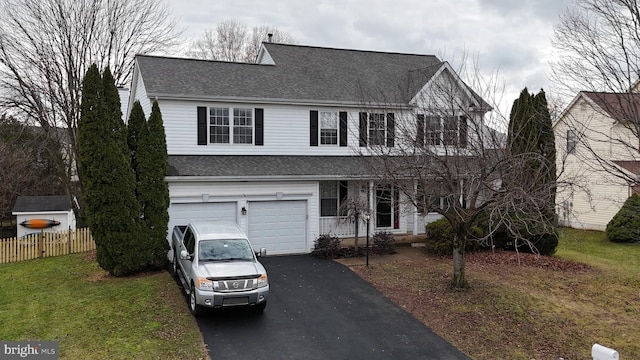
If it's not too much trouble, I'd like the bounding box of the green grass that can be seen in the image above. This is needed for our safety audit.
[0,253,207,359]
[557,227,640,274]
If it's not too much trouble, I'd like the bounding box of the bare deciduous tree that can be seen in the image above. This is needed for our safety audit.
[551,0,640,98]
[187,20,297,62]
[0,0,181,218]
[356,58,562,288]
[0,115,63,224]
[551,0,640,223]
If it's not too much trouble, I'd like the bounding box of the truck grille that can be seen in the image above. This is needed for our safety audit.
[216,279,257,292]
[222,296,249,306]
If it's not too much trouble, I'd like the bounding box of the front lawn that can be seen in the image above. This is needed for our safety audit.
[352,228,640,359]
[0,252,207,359]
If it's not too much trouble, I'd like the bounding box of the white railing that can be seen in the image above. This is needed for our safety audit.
[319,217,368,238]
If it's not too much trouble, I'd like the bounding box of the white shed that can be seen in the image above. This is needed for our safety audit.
[12,195,76,238]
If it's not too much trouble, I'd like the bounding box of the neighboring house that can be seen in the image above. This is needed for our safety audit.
[554,91,640,230]
[12,195,76,238]
[127,42,490,255]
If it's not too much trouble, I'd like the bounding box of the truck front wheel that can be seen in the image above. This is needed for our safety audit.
[254,301,267,314]
[189,284,204,317]
[170,251,178,277]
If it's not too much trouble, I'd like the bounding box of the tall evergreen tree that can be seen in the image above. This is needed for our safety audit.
[505,88,558,255]
[79,65,147,276]
[137,100,170,267]
[127,101,146,197]
[78,64,113,271]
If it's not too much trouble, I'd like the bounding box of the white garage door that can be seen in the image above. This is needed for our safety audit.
[248,200,307,255]
[168,202,237,235]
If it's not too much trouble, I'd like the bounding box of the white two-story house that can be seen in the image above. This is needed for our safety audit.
[127,42,490,255]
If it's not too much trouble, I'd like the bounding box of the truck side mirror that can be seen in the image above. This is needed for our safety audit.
[255,248,267,257]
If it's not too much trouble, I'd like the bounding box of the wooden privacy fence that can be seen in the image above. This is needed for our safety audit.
[0,228,95,264]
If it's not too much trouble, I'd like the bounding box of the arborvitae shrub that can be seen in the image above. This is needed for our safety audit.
[606,193,640,243]
[372,231,396,254]
[311,234,341,259]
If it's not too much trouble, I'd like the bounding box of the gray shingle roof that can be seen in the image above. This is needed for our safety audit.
[12,195,71,213]
[167,155,373,178]
[136,43,443,105]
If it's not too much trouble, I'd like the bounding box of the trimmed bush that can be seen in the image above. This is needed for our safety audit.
[311,234,342,259]
[424,218,483,256]
[606,193,640,243]
[372,231,396,254]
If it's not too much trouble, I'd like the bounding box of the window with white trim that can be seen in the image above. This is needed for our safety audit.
[421,115,467,147]
[320,112,338,145]
[320,181,348,216]
[566,129,576,154]
[368,113,386,146]
[208,107,253,144]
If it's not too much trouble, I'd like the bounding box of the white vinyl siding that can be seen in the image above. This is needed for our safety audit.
[554,96,638,230]
[160,101,361,156]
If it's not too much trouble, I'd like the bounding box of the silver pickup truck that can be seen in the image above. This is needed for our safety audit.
[169,221,269,316]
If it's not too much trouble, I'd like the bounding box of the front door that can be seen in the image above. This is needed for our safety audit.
[376,186,399,229]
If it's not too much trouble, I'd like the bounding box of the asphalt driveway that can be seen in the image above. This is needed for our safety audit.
[196,255,471,360]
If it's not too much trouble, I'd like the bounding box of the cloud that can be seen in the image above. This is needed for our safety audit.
[167,0,574,114]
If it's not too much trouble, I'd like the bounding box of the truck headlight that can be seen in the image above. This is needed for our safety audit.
[197,277,213,291]
[257,273,268,288]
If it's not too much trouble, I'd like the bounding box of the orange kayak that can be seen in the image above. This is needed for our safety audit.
[19,219,61,229]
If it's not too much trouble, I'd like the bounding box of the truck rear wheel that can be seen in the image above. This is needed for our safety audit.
[189,284,204,317]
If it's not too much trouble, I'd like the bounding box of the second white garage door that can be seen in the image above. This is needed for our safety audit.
[248,200,307,255]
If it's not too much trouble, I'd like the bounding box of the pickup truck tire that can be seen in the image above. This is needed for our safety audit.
[254,301,267,314]
[189,284,204,317]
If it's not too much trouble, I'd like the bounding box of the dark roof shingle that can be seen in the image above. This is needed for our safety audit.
[583,92,640,122]
[137,43,443,105]
[12,195,71,213]
[167,155,373,178]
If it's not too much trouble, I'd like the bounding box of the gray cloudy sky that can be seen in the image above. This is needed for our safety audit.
[169,0,573,116]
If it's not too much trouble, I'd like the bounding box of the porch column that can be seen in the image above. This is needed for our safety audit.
[413,180,419,235]
[368,180,374,236]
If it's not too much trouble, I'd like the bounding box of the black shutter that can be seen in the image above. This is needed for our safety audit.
[339,111,348,147]
[359,112,368,147]
[459,116,467,148]
[386,113,395,147]
[197,107,207,145]
[416,114,425,147]
[255,108,264,146]
[310,110,318,146]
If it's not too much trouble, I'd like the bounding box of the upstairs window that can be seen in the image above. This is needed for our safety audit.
[233,108,253,144]
[320,112,338,145]
[359,112,395,147]
[208,107,253,144]
[209,108,229,143]
[368,113,386,146]
[567,129,576,154]
[418,115,468,147]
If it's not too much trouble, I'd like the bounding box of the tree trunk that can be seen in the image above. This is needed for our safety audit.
[452,232,469,288]
[354,215,359,251]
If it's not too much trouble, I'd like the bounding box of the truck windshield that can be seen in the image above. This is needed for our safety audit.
[198,239,254,262]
